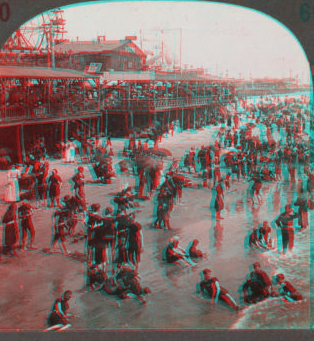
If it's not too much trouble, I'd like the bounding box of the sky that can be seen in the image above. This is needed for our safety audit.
[33,1,312,82]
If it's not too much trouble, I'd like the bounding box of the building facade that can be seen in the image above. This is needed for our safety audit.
[53,39,147,73]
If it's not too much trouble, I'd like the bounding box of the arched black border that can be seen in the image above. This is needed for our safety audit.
[0,0,312,339]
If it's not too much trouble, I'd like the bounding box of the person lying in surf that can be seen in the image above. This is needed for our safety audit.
[87,265,105,291]
[272,274,303,302]
[198,269,240,311]
[102,264,151,304]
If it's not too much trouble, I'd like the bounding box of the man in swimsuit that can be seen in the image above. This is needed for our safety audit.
[18,199,36,250]
[100,207,116,274]
[215,179,224,220]
[198,269,239,311]
[187,239,204,259]
[275,205,299,254]
[84,203,103,265]
[258,221,272,248]
[166,237,195,267]
[249,173,262,205]
[249,262,272,298]
[71,167,86,206]
[242,272,265,304]
[47,199,70,255]
[47,169,62,207]
[249,228,263,249]
[127,213,143,270]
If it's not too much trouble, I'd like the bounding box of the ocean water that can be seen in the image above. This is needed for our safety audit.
[69,169,310,330]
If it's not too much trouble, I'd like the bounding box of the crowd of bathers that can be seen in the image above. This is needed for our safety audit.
[0,93,312,329]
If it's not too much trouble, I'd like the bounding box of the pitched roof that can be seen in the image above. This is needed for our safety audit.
[53,41,146,58]
[0,66,99,79]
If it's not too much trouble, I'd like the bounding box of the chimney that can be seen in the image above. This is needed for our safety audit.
[125,36,137,41]
[97,36,106,43]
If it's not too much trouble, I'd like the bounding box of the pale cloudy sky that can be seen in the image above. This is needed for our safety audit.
[39,1,311,82]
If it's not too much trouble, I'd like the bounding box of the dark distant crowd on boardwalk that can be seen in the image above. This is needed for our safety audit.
[0,93,313,329]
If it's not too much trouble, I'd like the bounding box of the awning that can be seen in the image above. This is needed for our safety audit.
[0,66,99,80]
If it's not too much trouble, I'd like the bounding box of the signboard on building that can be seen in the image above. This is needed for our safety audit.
[84,63,102,74]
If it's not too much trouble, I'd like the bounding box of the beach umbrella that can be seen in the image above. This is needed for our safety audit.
[118,159,133,171]
[0,147,13,156]
[0,155,11,164]
[144,147,172,158]
[220,149,236,157]
[226,147,238,152]
[139,133,151,138]
[136,155,158,169]
[108,81,118,86]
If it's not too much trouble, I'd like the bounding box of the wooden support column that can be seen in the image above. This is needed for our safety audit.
[125,113,128,136]
[20,124,25,162]
[16,125,22,164]
[83,120,86,139]
[162,112,165,133]
[100,111,103,135]
[89,118,91,137]
[92,118,96,137]
[50,126,53,148]
[130,111,133,129]
[176,109,178,133]
[97,115,100,136]
[65,120,68,142]
[181,108,184,131]
[105,110,108,136]
[194,108,196,130]
[61,121,64,143]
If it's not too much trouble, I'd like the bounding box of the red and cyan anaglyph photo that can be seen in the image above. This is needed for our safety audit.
[0,1,312,331]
